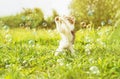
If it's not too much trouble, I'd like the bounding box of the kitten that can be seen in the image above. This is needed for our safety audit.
[55,16,75,56]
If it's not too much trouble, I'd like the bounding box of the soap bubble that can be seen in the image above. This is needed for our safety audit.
[88,10,94,16]
[32,29,37,35]
[85,48,91,55]
[89,58,95,63]
[21,16,26,21]
[74,12,80,17]
[0,21,4,27]
[28,40,35,45]
[42,22,47,27]
[57,58,64,66]
[101,21,105,26]
[19,23,24,27]
[5,34,12,43]
[85,36,91,43]
[89,66,100,75]
[28,40,35,47]
[108,19,112,24]
[3,25,9,32]
[26,16,31,20]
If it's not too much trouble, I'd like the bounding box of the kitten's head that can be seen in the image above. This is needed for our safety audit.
[63,16,75,25]
[55,16,75,25]
[55,16,75,44]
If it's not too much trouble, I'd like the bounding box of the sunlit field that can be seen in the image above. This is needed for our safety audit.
[0,26,120,79]
[0,0,120,79]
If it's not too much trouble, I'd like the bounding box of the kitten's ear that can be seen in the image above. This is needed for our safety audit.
[55,16,59,21]
[71,17,75,24]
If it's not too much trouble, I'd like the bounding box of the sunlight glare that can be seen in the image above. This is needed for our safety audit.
[0,0,72,17]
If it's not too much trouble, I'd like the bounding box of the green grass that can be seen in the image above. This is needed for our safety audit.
[0,27,120,79]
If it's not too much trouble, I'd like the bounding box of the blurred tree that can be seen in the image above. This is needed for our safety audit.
[44,9,58,29]
[0,8,44,29]
[69,0,120,28]
[21,8,44,28]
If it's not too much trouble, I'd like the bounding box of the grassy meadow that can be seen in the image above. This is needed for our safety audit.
[0,26,120,79]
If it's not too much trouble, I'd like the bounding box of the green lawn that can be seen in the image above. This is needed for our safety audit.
[0,27,120,79]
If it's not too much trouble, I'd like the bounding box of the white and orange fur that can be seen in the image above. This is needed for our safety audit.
[55,16,75,56]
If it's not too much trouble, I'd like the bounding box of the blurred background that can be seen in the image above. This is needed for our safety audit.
[0,0,120,30]
[0,1,120,79]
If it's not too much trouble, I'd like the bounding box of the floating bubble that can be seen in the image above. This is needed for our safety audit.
[42,22,47,27]
[96,39,106,47]
[101,21,105,26]
[28,40,35,46]
[85,36,91,43]
[57,58,64,66]
[26,16,31,20]
[100,42,106,47]
[21,16,26,21]
[85,43,91,49]
[19,23,24,27]
[3,25,9,31]
[36,44,40,49]
[32,29,37,35]
[108,19,112,24]
[96,39,101,42]
[5,34,12,42]
[66,64,72,70]
[0,21,4,27]
[89,58,95,63]
[74,12,80,17]
[97,31,103,36]
[5,64,12,68]
[85,49,91,55]
[88,10,94,16]
[84,43,92,55]
[97,27,101,30]
[87,5,91,10]
[48,30,51,33]
[89,66,100,75]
